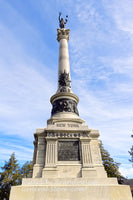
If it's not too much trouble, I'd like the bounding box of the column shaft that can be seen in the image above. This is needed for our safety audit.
[58,39,70,79]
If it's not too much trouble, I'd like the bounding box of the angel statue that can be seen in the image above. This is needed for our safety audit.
[59,12,68,29]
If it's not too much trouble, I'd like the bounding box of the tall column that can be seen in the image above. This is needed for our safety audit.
[58,38,70,79]
[57,28,72,93]
[50,28,79,118]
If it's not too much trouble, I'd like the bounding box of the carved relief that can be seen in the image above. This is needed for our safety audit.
[51,98,79,116]
[58,71,71,88]
[58,71,71,93]
[58,86,71,93]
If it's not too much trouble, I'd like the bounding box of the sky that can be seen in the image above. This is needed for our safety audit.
[0,0,133,178]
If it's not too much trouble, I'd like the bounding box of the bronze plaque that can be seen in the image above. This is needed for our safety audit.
[58,140,80,161]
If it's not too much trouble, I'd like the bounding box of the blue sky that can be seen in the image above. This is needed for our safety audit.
[0,0,133,178]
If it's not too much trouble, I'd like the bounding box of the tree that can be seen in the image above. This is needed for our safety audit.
[0,153,21,200]
[0,154,32,200]
[100,141,123,183]
[129,134,133,165]
[20,161,32,178]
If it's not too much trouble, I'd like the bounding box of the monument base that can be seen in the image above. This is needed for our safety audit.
[10,178,132,200]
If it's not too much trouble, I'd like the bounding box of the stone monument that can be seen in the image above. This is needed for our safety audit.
[10,14,132,200]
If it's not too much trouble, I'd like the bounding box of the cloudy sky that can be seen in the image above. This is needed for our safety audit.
[0,0,133,178]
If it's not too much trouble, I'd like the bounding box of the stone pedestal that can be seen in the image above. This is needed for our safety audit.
[31,119,108,179]
[10,178,132,200]
[9,120,132,200]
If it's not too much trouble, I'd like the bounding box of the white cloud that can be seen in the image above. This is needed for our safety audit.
[119,165,133,178]
[108,0,133,34]
[0,22,57,140]
[100,56,133,75]
[0,145,33,162]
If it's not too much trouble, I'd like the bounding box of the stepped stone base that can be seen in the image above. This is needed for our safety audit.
[10,178,132,200]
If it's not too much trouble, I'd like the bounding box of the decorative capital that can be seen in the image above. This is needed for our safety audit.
[57,29,70,42]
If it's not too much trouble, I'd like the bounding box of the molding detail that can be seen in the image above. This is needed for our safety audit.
[51,98,79,116]
[50,92,79,104]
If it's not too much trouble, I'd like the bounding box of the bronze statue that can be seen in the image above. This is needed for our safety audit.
[59,12,68,29]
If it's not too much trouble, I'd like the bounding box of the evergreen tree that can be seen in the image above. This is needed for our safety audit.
[20,161,32,178]
[0,154,33,200]
[100,141,123,183]
[0,153,21,200]
[129,134,133,165]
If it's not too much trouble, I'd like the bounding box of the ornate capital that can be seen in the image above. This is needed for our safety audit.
[57,28,70,42]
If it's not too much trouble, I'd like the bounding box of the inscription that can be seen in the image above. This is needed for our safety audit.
[47,132,89,138]
[58,140,80,161]
[56,124,66,127]
[68,124,79,127]
[56,123,79,128]
[22,186,86,192]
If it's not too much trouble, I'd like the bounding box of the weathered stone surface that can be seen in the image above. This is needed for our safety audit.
[10,184,132,200]
[22,178,118,185]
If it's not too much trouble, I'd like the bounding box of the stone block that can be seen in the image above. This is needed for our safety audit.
[10,183,132,200]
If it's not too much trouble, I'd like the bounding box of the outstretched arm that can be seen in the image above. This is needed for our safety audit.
[65,19,67,24]
[59,12,61,23]
[65,15,68,24]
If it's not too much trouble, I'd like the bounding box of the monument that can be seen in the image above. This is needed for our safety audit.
[10,13,132,200]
